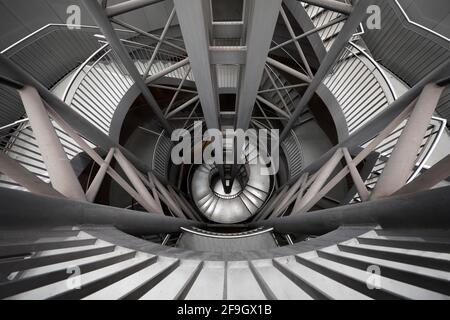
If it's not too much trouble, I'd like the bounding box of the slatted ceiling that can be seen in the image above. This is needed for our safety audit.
[362,0,450,88]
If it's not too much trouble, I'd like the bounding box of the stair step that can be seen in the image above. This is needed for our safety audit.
[227,261,266,300]
[357,237,450,253]
[140,260,204,300]
[84,258,180,300]
[185,261,225,300]
[250,260,313,300]
[0,250,136,299]
[0,238,97,258]
[314,252,449,299]
[6,253,154,300]
[273,256,369,300]
[0,244,115,274]
[295,253,400,299]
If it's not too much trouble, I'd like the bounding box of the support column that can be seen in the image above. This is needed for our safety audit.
[172,0,220,130]
[0,152,62,198]
[372,84,445,199]
[18,86,86,201]
[234,0,283,130]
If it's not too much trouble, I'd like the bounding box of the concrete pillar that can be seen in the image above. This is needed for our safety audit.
[372,84,445,199]
[18,86,86,201]
[0,152,62,198]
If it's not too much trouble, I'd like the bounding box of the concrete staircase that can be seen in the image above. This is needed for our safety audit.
[1,226,449,300]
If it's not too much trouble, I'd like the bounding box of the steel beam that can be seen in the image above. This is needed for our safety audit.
[86,148,115,202]
[82,0,172,134]
[253,186,450,236]
[342,147,370,201]
[266,58,311,83]
[167,96,200,118]
[300,0,353,15]
[281,0,371,141]
[114,149,161,213]
[145,57,190,84]
[142,7,178,79]
[0,187,203,236]
[234,0,283,130]
[173,0,220,130]
[111,18,186,53]
[269,15,347,52]
[18,86,86,201]
[106,0,165,17]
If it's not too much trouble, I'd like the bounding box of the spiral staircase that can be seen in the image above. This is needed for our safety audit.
[0,0,449,300]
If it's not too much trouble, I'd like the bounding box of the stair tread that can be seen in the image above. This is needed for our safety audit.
[310,254,447,300]
[140,260,203,300]
[251,260,313,300]
[274,256,370,300]
[185,261,225,300]
[84,257,178,300]
[6,254,149,300]
[227,261,266,300]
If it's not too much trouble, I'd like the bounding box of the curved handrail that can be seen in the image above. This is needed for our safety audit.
[180,226,274,239]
